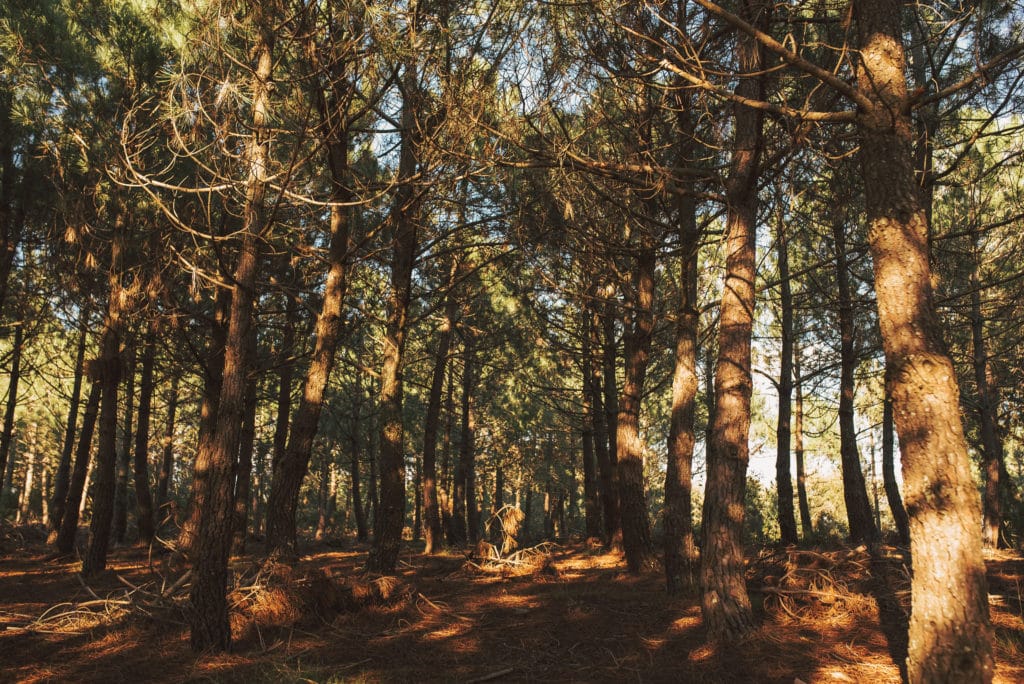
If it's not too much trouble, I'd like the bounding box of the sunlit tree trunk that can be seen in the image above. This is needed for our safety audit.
[854,1,994,679]
[83,206,128,576]
[700,0,768,641]
[665,192,700,593]
[189,22,273,651]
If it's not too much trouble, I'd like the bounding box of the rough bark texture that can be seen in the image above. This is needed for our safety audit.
[367,60,420,575]
[264,52,353,554]
[700,0,767,641]
[83,207,128,576]
[832,209,877,544]
[775,216,799,546]
[133,330,157,547]
[665,194,700,594]
[587,303,618,545]
[56,381,102,553]
[189,26,273,651]
[617,246,656,573]
[49,322,87,541]
[854,1,994,679]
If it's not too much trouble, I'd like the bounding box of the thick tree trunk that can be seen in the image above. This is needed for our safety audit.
[133,330,157,546]
[854,1,994,679]
[665,194,700,594]
[112,349,136,546]
[57,381,102,552]
[189,27,273,651]
[617,246,656,573]
[775,217,799,545]
[83,207,128,576]
[700,0,767,641]
[0,322,23,504]
[49,322,87,541]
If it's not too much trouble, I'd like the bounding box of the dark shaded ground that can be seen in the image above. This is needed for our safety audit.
[0,532,1022,683]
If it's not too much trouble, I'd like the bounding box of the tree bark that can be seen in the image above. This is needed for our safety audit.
[601,300,621,548]
[0,322,23,505]
[775,216,799,545]
[232,329,258,555]
[832,207,877,544]
[700,0,767,641]
[112,348,136,546]
[49,321,87,541]
[588,301,618,545]
[83,206,128,576]
[133,329,157,546]
[350,374,368,541]
[57,381,102,553]
[461,339,479,545]
[793,344,812,540]
[854,1,994,679]
[155,374,178,526]
[665,193,700,594]
[189,24,273,651]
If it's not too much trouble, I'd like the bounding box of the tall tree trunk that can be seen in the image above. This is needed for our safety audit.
[155,375,178,526]
[880,394,909,545]
[601,300,621,547]
[854,1,993,679]
[617,245,656,573]
[972,240,1005,548]
[588,302,617,545]
[189,24,273,651]
[113,348,136,545]
[665,194,700,594]
[0,322,23,505]
[49,321,87,541]
[580,357,601,540]
[232,330,258,555]
[350,375,368,541]
[265,58,354,552]
[775,216,799,545]
[367,58,421,574]
[57,381,101,553]
[271,297,297,472]
[134,329,157,546]
[793,344,812,540]
[461,339,479,545]
[17,422,37,523]
[83,206,128,576]
[422,260,459,553]
[832,209,877,544]
[700,0,768,641]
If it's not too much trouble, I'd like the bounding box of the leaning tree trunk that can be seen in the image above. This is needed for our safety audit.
[189,25,273,651]
[83,207,128,576]
[832,205,877,545]
[265,59,354,553]
[665,193,700,594]
[56,380,102,553]
[49,321,87,541]
[700,0,767,642]
[133,328,157,547]
[775,214,799,546]
[854,1,994,679]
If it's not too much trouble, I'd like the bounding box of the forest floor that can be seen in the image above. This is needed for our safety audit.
[1,528,1023,683]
